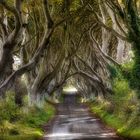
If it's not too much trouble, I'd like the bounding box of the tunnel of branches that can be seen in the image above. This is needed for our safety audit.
[0,0,140,106]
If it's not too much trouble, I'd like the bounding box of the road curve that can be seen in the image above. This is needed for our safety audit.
[43,103,126,140]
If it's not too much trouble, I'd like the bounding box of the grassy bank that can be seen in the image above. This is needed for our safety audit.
[90,101,140,140]
[89,64,140,140]
[0,93,56,140]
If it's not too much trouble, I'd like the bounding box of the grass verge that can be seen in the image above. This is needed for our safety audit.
[0,102,56,140]
[90,102,140,140]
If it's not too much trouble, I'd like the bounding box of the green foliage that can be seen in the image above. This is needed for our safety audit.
[9,129,19,135]
[0,92,21,123]
[130,48,140,92]
[90,102,140,140]
[111,78,138,119]
[70,0,81,11]
[124,0,140,92]
[121,128,140,139]
[90,103,124,129]
[109,61,140,96]
[21,104,55,129]
[90,64,140,139]
[113,79,130,96]
[107,64,118,79]
[0,93,55,140]
[108,64,126,81]
[120,47,140,94]
[0,135,41,140]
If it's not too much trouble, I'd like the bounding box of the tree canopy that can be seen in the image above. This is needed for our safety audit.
[0,0,139,105]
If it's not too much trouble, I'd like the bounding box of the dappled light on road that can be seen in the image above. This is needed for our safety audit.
[44,104,124,140]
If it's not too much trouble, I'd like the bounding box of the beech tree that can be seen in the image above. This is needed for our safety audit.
[94,0,140,91]
[0,0,137,106]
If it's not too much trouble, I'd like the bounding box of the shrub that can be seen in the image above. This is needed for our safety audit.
[90,64,140,140]
[0,91,21,122]
[9,129,19,135]
[0,93,55,138]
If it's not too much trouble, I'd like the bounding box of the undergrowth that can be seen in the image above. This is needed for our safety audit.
[0,92,55,140]
[90,63,140,140]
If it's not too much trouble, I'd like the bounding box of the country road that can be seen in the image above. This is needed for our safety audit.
[43,103,126,140]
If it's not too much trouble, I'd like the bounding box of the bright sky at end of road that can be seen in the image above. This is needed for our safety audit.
[63,86,78,92]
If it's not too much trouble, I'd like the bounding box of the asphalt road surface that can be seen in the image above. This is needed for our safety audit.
[44,103,126,140]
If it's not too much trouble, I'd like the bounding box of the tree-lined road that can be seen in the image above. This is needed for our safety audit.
[44,104,125,140]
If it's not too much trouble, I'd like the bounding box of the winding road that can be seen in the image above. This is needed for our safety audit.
[43,103,126,140]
